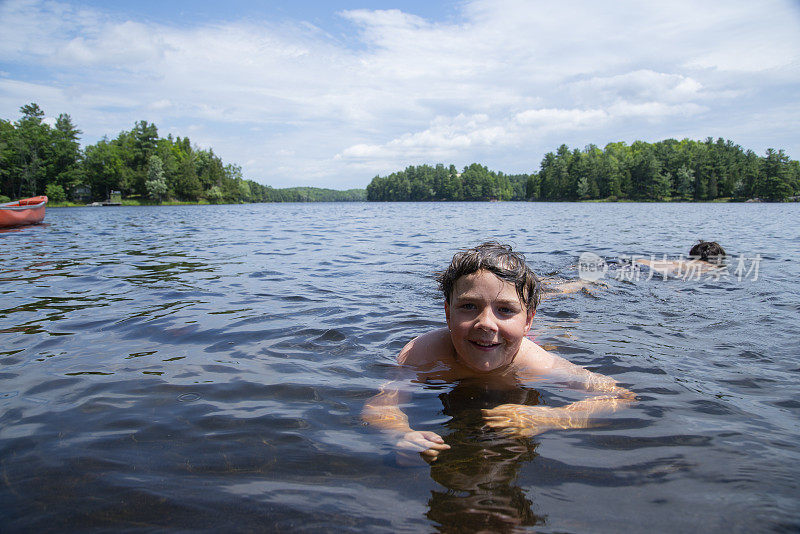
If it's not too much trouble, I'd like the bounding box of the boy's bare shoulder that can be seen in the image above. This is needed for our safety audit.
[513,338,560,374]
[398,328,454,366]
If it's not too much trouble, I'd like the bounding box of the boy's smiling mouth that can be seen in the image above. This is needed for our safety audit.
[470,339,501,350]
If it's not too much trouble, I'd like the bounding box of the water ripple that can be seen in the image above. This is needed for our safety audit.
[0,203,798,532]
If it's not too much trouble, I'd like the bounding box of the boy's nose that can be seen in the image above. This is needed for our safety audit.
[474,308,499,331]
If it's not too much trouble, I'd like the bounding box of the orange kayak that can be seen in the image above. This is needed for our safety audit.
[0,196,48,228]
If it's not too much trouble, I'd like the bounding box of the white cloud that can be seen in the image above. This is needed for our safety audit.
[0,0,798,187]
[57,20,168,66]
[148,99,172,111]
[338,144,383,159]
[515,108,609,130]
[608,101,706,120]
[0,78,63,107]
[570,71,705,105]
[337,114,510,163]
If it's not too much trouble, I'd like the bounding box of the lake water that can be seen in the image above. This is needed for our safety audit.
[1,202,799,533]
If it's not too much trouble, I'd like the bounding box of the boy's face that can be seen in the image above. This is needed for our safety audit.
[444,269,534,373]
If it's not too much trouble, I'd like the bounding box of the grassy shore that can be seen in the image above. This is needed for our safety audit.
[47,199,213,207]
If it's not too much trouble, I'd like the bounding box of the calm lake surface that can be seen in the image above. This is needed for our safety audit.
[1,202,799,533]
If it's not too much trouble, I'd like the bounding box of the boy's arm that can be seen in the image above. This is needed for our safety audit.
[547,354,635,397]
[483,351,636,437]
[542,277,604,295]
[362,384,413,433]
[482,393,635,437]
[362,333,452,462]
[362,382,450,462]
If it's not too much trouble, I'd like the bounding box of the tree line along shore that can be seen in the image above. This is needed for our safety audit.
[2,103,798,205]
[366,140,799,202]
[0,103,364,205]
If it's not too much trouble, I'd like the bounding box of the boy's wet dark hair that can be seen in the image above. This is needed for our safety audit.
[436,241,541,313]
[689,241,726,264]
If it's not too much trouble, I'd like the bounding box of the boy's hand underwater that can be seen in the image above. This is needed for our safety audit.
[482,404,590,437]
[395,431,450,465]
[482,393,637,437]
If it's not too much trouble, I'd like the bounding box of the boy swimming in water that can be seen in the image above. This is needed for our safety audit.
[363,242,635,463]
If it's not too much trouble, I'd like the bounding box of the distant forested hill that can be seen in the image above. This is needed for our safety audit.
[367,139,800,202]
[0,103,364,204]
[3,103,797,204]
[258,186,365,202]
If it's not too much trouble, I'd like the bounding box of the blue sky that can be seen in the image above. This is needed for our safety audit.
[1,0,799,189]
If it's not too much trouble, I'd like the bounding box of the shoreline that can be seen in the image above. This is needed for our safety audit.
[45,196,793,208]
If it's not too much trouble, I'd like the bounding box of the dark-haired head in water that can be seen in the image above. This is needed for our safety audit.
[689,241,726,264]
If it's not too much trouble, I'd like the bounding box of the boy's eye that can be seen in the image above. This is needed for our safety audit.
[460,303,476,310]
[499,306,516,314]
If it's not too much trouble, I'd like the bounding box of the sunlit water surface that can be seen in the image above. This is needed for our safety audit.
[1,202,798,532]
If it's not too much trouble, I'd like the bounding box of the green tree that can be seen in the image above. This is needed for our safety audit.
[366,175,387,201]
[84,137,125,200]
[237,179,252,202]
[653,172,672,200]
[576,175,589,199]
[628,142,661,200]
[758,149,793,200]
[788,160,800,197]
[145,154,167,201]
[736,150,762,199]
[207,185,224,203]
[603,142,629,199]
[708,173,719,199]
[45,183,67,202]
[695,174,708,200]
[51,113,83,195]
[196,149,226,196]
[445,164,462,200]
[0,119,16,198]
[174,151,203,200]
[508,174,528,200]
[461,163,490,200]
[409,165,434,200]
[675,165,694,199]
[581,144,603,199]
[12,103,52,197]
[130,121,159,195]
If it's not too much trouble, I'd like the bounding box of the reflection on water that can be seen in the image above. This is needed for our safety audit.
[1,202,799,532]
[428,379,545,531]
